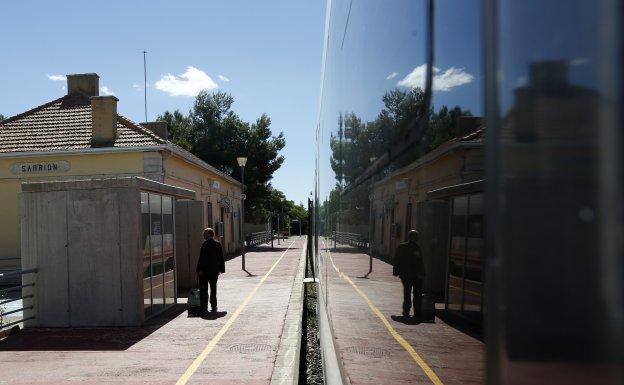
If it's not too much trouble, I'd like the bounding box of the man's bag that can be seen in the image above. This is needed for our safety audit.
[187,288,202,316]
[421,293,435,323]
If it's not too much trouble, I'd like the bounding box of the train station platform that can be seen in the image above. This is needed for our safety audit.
[0,237,306,385]
[321,239,484,385]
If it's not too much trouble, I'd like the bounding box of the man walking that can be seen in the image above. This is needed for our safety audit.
[393,229,426,319]
[197,228,225,315]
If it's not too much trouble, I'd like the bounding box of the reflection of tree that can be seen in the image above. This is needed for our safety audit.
[326,88,473,234]
[330,87,472,186]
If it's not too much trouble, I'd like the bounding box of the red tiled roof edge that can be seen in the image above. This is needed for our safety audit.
[117,114,167,144]
[0,94,69,126]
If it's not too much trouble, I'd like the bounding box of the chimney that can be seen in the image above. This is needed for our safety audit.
[91,96,119,147]
[456,116,485,135]
[67,73,100,96]
[141,121,169,140]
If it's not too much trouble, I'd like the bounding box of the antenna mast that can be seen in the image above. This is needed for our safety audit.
[143,50,148,122]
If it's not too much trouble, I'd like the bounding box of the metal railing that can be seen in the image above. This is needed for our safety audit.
[0,267,37,330]
[332,231,369,250]
[246,231,272,248]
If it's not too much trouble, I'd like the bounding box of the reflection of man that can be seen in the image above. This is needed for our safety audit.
[393,230,426,318]
[196,228,225,315]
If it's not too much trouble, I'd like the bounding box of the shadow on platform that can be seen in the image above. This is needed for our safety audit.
[0,304,187,351]
[390,315,422,325]
[201,311,227,320]
[435,309,483,341]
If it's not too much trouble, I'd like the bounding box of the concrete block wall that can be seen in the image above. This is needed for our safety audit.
[20,177,194,327]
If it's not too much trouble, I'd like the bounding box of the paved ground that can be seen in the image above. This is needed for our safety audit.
[321,239,485,385]
[0,237,305,385]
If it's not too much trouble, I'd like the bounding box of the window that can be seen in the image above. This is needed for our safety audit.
[206,201,213,228]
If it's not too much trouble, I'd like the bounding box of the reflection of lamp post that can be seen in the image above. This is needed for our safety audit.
[368,193,374,275]
[267,185,274,249]
[237,157,247,271]
[277,197,281,246]
[281,198,285,241]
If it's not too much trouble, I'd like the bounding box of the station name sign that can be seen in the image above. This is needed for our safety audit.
[10,160,70,175]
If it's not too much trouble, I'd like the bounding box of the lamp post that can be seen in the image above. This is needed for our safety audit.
[277,198,281,246]
[267,185,274,249]
[281,197,285,241]
[368,192,374,275]
[237,157,247,271]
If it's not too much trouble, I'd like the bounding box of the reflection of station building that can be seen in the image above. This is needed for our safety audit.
[368,117,485,322]
[498,60,604,359]
[0,73,243,324]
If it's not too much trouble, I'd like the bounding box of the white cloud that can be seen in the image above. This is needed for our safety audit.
[133,83,150,90]
[155,66,218,97]
[386,72,398,80]
[47,74,66,81]
[397,64,474,92]
[218,74,230,82]
[570,57,590,67]
[514,75,528,87]
[100,86,114,96]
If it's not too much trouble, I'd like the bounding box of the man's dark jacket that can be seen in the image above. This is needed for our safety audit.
[196,238,225,276]
[393,241,426,280]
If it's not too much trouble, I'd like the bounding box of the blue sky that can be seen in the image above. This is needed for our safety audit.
[0,1,324,204]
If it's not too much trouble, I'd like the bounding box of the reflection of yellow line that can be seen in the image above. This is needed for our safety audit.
[175,239,297,385]
[448,285,481,298]
[144,279,175,293]
[325,243,444,385]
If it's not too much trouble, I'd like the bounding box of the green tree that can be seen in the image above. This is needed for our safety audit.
[330,87,471,187]
[158,91,286,223]
[159,110,193,150]
[251,188,309,234]
[0,114,5,121]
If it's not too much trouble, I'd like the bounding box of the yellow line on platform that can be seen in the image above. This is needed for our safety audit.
[175,239,297,385]
[326,245,444,385]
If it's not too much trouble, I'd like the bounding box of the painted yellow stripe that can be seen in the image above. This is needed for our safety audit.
[326,244,444,385]
[176,239,297,385]
[448,284,481,298]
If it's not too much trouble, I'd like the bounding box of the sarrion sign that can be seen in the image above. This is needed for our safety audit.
[10,160,70,175]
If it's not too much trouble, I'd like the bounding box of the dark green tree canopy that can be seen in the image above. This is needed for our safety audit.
[330,87,472,186]
[158,91,286,223]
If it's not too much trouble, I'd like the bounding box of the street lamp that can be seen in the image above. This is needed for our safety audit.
[281,197,285,241]
[267,185,274,249]
[277,196,281,246]
[237,157,247,271]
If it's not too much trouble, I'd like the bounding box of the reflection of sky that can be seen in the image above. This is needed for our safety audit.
[434,0,483,116]
[317,0,485,197]
[499,1,600,113]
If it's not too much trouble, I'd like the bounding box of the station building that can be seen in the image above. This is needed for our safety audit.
[0,73,244,272]
[369,119,484,322]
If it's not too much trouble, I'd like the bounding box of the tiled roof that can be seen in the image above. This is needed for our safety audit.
[0,92,166,153]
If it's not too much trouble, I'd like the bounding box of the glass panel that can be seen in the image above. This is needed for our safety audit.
[448,196,467,311]
[404,203,412,241]
[163,196,175,306]
[485,0,624,379]
[490,0,624,373]
[230,208,235,244]
[463,194,483,319]
[149,193,164,313]
[314,1,486,382]
[141,192,152,317]
[219,206,226,242]
[206,201,213,228]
